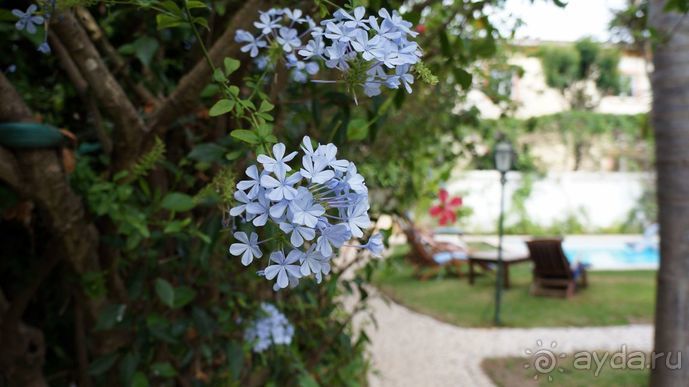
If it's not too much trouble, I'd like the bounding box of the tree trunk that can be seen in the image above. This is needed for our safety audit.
[649,0,689,384]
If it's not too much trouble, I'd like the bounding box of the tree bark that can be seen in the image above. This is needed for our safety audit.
[649,0,689,385]
[0,73,102,386]
[52,10,147,170]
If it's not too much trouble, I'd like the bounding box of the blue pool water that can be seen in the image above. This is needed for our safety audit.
[562,244,659,270]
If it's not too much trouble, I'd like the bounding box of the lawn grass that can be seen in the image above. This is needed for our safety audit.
[372,245,656,327]
[482,354,649,387]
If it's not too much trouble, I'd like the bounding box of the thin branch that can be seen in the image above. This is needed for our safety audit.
[74,6,160,106]
[52,10,146,170]
[49,34,113,154]
[147,0,265,134]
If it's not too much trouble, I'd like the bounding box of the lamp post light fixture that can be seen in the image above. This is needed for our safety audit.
[494,140,513,326]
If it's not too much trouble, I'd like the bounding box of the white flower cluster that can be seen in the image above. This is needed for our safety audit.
[235,7,422,97]
[229,137,384,291]
[243,303,294,353]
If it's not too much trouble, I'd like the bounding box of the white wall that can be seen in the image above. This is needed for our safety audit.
[447,171,654,232]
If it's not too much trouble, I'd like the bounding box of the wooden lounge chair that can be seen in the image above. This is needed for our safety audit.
[403,226,467,280]
[526,238,588,298]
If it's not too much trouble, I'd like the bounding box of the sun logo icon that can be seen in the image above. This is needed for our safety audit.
[523,339,567,382]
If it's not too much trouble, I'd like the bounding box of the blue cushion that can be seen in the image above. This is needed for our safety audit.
[433,251,467,264]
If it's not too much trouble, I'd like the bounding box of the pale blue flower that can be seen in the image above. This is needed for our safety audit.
[264,250,302,289]
[269,199,289,219]
[344,163,367,194]
[324,43,350,69]
[313,254,331,283]
[37,41,51,54]
[284,8,306,23]
[393,42,421,66]
[260,170,301,201]
[230,190,254,217]
[230,231,262,265]
[316,223,351,257]
[351,30,381,61]
[342,6,369,30]
[380,8,418,37]
[255,55,270,70]
[244,303,294,352]
[13,5,44,34]
[300,155,334,184]
[237,165,262,199]
[236,29,267,58]
[289,188,325,228]
[280,222,316,247]
[363,232,385,257]
[305,62,319,75]
[316,143,349,172]
[257,143,297,176]
[246,192,271,226]
[396,64,414,93]
[276,27,301,52]
[324,22,353,43]
[301,136,317,156]
[298,38,325,60]
[254,13,280,34]
[345,199,371,238]
[299,247,323,276]
[364,81,382,97]
[369,16,401,41]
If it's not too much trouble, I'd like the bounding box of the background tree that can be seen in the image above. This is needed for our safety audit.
[539,38,623,169]
[649,0,689,384]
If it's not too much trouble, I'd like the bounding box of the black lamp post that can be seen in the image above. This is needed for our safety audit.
[494,140,513,326]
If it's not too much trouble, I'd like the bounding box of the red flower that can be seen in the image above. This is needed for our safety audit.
[415,24,426,34]
[429,188,463,225]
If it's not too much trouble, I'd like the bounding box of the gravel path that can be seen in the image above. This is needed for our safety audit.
[354,290,654,387]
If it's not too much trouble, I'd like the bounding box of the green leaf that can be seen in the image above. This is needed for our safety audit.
[192,307,215,336]
[209,99,235,117]
[88,353,119,375]
[453,68,473,90]
[160,0,181,13]
[259,100,274,113]
[224,58,240,75]
[156,14,182,30]
[151,362,177,378]
[132,36,159,67]
[227,342,243,381]
[347,118,369,141]
[298,373,320,387]
[113,170,129,182]
[163,219,189,234]
[213,69,227,83]
[193,17,209,30]
[256,123,273,138]
[94,304,127,331]
[154,278,175,308]
[188,143,226,163]
[186,0,208,9]
[161,192,196,212]
[228,85,240,97]
[119,352,140,386]
[226,150,242,161]
[131,372,149,387]
[173,286,196,308]
[230,129,259,144]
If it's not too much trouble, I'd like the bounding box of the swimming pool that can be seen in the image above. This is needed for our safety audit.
[563,242,659,270]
